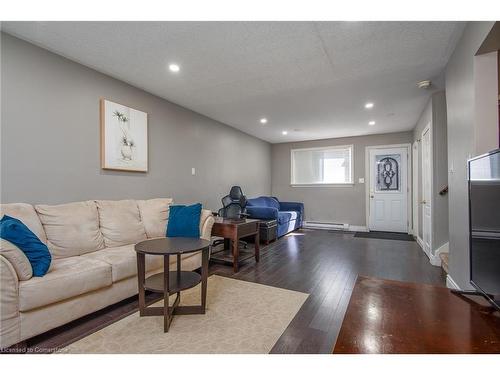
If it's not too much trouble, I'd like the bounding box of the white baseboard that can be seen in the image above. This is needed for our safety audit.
[429,242,449,267]
[416,236,427,255]
[416,236,424,248]
[415,236,448,268]
[446,274,460,290]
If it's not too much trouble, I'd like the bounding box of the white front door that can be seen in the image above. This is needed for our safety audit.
[421,127,432,254]
[369,147,408,233]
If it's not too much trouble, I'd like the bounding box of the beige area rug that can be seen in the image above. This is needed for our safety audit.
[59,275,308,354]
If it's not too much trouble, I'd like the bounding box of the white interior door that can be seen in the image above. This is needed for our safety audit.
[369,147,408,233]
[421,127,432,254]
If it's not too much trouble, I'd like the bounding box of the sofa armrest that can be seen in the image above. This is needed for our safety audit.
[200,215,215,241]
[246,206,279,220]
[279,201,304,214]
[0,255,21,349]
[279,202,304,228]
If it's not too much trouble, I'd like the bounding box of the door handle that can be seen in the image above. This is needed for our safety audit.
[420,200,427,204]
[370,195,374,198]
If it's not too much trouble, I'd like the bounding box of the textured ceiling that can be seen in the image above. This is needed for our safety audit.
[2,21,466,143]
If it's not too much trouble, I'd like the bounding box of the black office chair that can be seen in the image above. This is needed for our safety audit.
[217,186,248,219]
[214,186,249,249]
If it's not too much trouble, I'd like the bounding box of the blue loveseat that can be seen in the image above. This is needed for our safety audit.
[246,196,304,237]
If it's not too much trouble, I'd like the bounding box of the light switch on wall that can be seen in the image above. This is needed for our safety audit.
[191,167,196,176]
[358,178,365,184]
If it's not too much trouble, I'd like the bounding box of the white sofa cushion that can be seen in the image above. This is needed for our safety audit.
[95,200,147,247]
[0,203,47,243]
[83,244,201,282]
[19,257,112,312]
[82,244,163,282]
[137,198,173,238]
[35,201,105,258]
[0,239,33,281]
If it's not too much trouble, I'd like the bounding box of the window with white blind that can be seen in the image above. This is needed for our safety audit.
[290,145,353,185]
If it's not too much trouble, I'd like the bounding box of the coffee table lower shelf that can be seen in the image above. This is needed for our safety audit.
[140,270,206,320]
[144,271,201,294]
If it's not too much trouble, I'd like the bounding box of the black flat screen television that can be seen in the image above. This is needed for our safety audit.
[468,148,500,310]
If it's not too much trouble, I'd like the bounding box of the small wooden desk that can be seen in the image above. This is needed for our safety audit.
[333,276,500,354]
[210,218,260,272]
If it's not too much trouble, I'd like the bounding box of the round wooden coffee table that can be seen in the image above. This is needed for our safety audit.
[135,237,211,332]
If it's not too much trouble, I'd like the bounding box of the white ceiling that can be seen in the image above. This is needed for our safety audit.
[2,21,466,143]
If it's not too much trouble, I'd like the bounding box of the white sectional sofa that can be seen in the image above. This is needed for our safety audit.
[0,198,214,349]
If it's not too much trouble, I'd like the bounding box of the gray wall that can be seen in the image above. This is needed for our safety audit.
[0,33,272,210]
[474,51,499,155]
[445,22,495,288]
[271,131,413,227]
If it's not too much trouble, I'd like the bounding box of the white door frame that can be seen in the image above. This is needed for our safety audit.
[365,143,412,233]
[412,140,419,237]
[421,124,433,256]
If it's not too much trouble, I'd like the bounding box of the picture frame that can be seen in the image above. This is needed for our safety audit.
[100,98,148,172]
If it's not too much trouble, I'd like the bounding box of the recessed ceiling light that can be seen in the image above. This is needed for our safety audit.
[282,131,288,135]
[368,121,376,126]
[260,118,268,124]
[364,102,374,109]
[168,63,180,73]
[417,80,431,89]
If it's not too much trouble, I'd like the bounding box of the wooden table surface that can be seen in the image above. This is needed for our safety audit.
[211,217,261,227]
[333,276,500,354]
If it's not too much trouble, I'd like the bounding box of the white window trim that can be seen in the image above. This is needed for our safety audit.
[290,144,354,187]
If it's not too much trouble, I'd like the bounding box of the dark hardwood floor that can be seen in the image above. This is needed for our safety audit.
[212,229,445,353]
[333,276,500,354]
[22,229,445,354]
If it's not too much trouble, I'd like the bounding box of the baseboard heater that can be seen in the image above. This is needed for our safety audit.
[303,221,349,231]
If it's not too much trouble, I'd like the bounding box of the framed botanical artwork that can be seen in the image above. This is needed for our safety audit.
[100,99,148,172]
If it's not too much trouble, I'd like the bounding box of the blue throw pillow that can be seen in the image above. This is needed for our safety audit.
[0,215,52,277]
[166,203,202,238]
